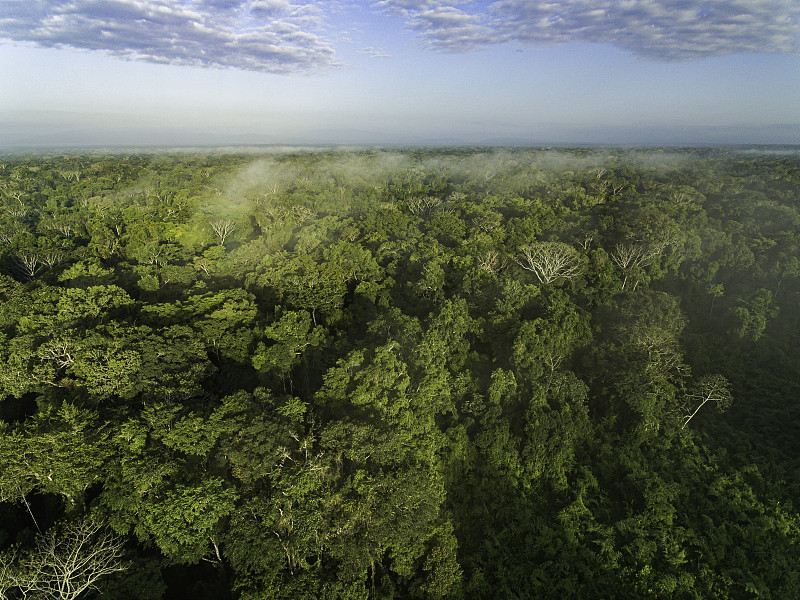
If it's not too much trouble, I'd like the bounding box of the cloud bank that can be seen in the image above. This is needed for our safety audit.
[2,1,797,74]
[0,0,339,73]
[375,0,800,60]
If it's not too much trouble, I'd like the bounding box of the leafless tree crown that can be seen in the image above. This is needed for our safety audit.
[516,242,582,284]
[1,519,126,600]
[680,374,733,429]
[210,219,235,245]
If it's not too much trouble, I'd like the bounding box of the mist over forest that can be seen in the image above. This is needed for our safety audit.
[1,146,799,599]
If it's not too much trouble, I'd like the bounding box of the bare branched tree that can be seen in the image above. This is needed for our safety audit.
[669,190,691,205]
[407,196,442,218]
[38,339,77,369]
[708,283,724,316]
[610,242,665,290]
[194,257,214,276]
[5,198,27,219]
[447,191,467,203]
[12,251,41,280]
[46,220,74,238]
[58,170,82,182]
[291,206,316,223]
[631,325,689,383]
[610,243,654,270]
[1,547,19,600]
[474,210,503,234]
[1,519,127,600]
[680,375,733,429]
[0,225,16,245]
[210,219,235,245]
[40,251,64,269]
[478,250,507,275]
[516,242,583,284]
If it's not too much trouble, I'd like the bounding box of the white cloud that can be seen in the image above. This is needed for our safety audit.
[0,0,339,73]
[372,0,444,17]
[409,7,494,51]
[357,46,396,57]
[376,0,800,60]
[250,0,292,17]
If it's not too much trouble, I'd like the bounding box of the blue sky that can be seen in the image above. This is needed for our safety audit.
[1,0,798,146]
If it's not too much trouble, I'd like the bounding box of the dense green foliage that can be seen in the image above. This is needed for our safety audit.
[1,147,799,599]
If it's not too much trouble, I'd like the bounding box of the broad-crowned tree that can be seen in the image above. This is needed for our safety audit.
[516,242,583,285]
[0,519,126,600]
